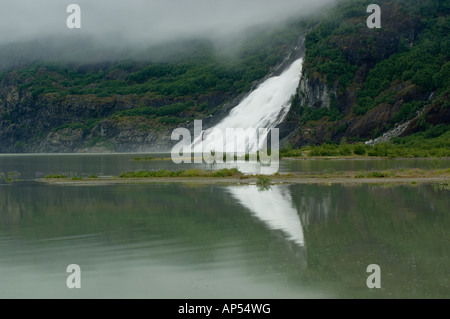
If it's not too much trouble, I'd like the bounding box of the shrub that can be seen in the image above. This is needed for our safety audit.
[367,171,385,178]
[45,174,68,179]
[338,144,352,156]
[256,176,272,190]
[367,143,391,157]
[309,144,339,157]
[353,144,367,156]
[212,168,242,177]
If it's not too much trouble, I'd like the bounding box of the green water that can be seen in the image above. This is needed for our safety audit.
[1,153,449,180]
[0,178,449,298]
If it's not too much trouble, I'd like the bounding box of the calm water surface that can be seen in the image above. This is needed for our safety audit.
[0,153,449,180]
[0,154,449,298]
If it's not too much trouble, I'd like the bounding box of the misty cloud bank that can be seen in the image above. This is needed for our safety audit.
[1,0,336,43]
[0,0,336,68]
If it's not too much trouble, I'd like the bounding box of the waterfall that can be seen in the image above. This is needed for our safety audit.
[194,58,304,153]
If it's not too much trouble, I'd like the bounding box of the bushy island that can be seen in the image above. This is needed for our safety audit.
[39,167,450,186]
[119,168,243,178]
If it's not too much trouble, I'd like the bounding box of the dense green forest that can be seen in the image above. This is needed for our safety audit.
[0,22,306,152]
[286,0,449,151]
[1,24,303,121]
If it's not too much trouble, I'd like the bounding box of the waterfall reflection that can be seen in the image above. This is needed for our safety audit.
[227,185,304,247]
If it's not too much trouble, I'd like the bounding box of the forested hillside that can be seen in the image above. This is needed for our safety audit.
[0,24,304,152]
[0,0,448,153]
[285,0,449,152]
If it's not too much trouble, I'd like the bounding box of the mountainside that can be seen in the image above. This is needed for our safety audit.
[284,0,449,147]
[0,25,304,153]
[0,0,449,153]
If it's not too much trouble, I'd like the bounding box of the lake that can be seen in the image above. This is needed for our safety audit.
[1,153,450,180]
[0,154,449,298]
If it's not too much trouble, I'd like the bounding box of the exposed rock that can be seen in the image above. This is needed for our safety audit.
[37,128,84,153]
[365,121,410,146]
[297,72,336,110]
[0,74,228,153]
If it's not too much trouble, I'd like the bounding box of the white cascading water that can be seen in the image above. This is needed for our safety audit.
[227,185,304,247]
[194,58,304,153]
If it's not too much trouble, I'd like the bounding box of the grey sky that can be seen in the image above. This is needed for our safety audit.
[0,0,336,44]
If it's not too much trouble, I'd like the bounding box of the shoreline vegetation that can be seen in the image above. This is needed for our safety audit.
[38,167,450,186]
[280,130,450,158]
[132,155,450,162]
[132,131,450,161]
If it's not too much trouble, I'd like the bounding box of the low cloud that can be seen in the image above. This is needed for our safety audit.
[1,0,335,44]
[0,0,336,68]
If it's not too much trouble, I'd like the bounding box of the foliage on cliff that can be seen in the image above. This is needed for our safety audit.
[289,0,449,146]
[0,23,304,152]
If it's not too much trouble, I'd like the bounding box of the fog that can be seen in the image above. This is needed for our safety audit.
[0,0,336,67]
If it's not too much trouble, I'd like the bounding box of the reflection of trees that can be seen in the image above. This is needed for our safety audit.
[0,183,307,273]
[289,183,450,298]
[0,184,242,239]
[2,182,448,298]
[0,186,30,229]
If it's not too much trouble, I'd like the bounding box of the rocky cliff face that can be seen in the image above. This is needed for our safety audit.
[297,72,336,110]
[0,75,165,152]
[284,69,444,147]
[281,0,449,147]
[0,71,228,153]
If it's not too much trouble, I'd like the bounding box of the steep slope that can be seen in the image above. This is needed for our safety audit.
[0,24,304,153]
[284,0,449,147]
